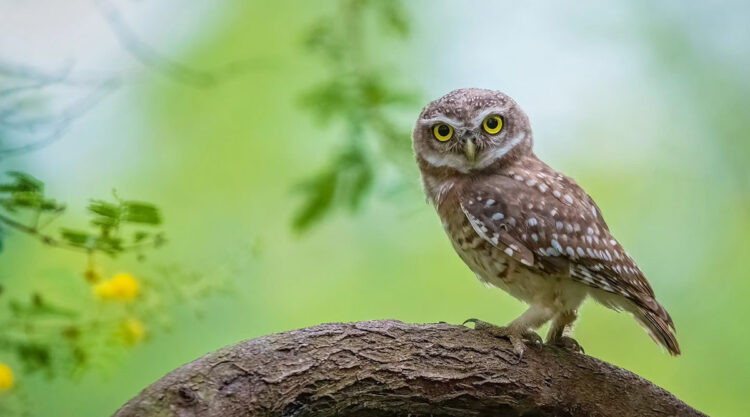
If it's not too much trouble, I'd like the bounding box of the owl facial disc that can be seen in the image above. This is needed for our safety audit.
[412,88,534,174]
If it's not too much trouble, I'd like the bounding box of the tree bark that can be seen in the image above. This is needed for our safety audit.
[114,320,706,417]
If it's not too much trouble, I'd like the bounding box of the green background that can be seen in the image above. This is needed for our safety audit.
[2,1,749,415]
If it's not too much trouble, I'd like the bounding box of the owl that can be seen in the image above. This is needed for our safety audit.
[412,88,679,356]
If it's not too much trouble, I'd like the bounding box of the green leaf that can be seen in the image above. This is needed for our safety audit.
[303,18,345,62]
[299,78,354,124]
[0,171,44,193]
[372,0,410,38]
[95,235,124,255]
[292,170,338,232]
[346,159,373,211]
[122,201,162,225]
[153,232,167,247]
[60,229,95,248]
[88,200,121,221]
[17,343,52,374]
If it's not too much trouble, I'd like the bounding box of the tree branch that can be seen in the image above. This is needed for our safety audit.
[113,320,706,417]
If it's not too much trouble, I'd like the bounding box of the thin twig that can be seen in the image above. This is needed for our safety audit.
[0,211,81,251]
[93,0,263,88]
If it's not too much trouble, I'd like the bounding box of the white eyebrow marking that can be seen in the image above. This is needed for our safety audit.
[418,115,465,127]
[469,106,511,127]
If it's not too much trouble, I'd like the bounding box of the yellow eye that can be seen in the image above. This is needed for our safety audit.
[482,115,503,135]
[432,123,454,141]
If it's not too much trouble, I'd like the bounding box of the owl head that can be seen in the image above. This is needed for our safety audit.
[412,88,533,174]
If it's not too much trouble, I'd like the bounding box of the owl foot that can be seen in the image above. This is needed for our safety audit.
[548,335,585,354]
[463,318,542,358]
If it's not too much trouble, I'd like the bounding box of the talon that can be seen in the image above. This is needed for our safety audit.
[507,334,526,358]
[549,336,585,354]
[462,318,480,327]
[462,318,542,358]
[523,330,543,345]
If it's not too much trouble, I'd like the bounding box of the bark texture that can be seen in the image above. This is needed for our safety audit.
[114,320,705,417]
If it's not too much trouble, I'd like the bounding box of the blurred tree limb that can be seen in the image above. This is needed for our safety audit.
[0,0,264,159]
[93,0,265,88]
[114,320,705,417]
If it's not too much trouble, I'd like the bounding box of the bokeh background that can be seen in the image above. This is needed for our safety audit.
[1,1,749,416]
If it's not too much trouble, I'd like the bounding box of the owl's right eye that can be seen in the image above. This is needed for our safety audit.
[433,123,454,142]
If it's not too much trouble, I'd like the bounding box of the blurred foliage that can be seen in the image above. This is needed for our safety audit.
[293,0,418,231]
[0,170,226,415]
[0,1,251,411]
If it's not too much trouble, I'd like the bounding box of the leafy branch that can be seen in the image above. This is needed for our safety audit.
[293,0,417,231]
[0,171,165,258]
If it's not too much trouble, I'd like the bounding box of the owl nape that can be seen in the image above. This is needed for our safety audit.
[413,88,680,358]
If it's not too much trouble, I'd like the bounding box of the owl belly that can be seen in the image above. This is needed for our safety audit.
[446,217,583,310]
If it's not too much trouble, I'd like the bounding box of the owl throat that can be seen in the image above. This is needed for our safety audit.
[420,151,537,209]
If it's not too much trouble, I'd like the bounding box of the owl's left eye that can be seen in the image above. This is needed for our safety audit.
[482,115,503,135]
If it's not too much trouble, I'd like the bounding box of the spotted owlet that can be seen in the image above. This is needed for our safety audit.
[412,88,679,356]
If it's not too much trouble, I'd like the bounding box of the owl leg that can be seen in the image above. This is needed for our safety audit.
[546,310,584,353]
[464,305,552,358]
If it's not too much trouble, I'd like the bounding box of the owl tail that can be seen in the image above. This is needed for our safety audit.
[633,301,681,356]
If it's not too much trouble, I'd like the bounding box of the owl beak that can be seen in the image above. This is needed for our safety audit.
[464,138,477,162]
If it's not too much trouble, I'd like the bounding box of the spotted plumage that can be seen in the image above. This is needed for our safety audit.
[413,88,679,355]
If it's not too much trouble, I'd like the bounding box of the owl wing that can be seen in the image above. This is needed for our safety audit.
[459,174,657,302]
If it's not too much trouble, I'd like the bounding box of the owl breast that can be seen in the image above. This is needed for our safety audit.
[442,204,518,291]
[441,200,585,310]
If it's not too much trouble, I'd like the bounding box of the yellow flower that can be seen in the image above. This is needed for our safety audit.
[121,318,146,345]
[93,273,139,301]
[0,362,14,391]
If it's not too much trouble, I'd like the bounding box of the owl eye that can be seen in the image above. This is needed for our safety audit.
[482,115,503,135]
[432,123,454,142]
